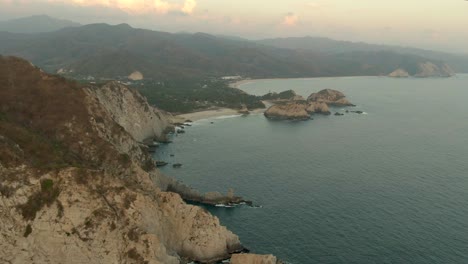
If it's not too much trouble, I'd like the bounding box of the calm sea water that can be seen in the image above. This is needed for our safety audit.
[155,76,468,264]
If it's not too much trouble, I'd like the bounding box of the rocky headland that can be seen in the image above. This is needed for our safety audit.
[264,88,355,120]
[0,56,266,263]
[388,62,454,78]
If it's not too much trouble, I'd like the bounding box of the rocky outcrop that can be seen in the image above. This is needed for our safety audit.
[307,89,355,107]
[306,100,331,115]
[0,56,252,264]
[388,68,410,78]
[128,71,144,80]
[264,102,310,120]
[231,254,279,264]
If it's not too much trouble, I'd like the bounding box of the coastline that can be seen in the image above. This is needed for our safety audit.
[229,76,382,89]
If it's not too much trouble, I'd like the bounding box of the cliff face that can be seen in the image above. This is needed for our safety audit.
[0,56,243,263]
[87,82,171,143]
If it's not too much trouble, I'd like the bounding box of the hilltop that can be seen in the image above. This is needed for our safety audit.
[0,56,263,263]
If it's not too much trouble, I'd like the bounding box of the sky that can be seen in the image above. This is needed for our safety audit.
[1,0,468,53]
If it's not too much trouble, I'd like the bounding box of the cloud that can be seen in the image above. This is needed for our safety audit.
[36,0,197,15]
[181,0,196,15]
[282,13,299,26]
[307,2,321,9]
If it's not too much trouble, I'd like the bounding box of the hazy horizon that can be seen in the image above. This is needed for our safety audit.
[1,0,468,53]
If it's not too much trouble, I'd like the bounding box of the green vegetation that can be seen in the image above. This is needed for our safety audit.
[17,179,61,220]
[261,90,298,100]
[132,79,265,113]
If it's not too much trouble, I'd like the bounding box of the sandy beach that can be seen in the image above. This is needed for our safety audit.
[174,107,267,122]
[172,79,273,122]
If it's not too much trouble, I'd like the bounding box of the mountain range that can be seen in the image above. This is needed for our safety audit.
[0,15,81,34]
[258,37,468,73]
[0,16,465,80]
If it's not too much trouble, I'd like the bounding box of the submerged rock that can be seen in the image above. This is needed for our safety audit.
[334,112,344,116]
[155,161,169,167]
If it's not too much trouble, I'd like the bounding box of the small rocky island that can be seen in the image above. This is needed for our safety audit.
[264,89,356,120]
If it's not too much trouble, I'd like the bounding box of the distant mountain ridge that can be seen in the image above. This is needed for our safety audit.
[258,36,468,73]
[0,22,456,79]
[0,15,81,34]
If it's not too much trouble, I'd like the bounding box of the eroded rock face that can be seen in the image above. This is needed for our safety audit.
[231,253,279,264]
[264,102,310,120]
[307,89,355,107]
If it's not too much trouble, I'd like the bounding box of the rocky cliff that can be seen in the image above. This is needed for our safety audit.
[0,56,248,263]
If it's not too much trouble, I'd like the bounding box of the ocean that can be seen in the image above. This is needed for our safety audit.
[154,76,468,263]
